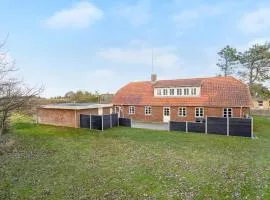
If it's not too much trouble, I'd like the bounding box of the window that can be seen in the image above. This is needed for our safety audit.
[177,88,182,96]
[178,107,186,117]
[223,108,232,118]
[145,106,152,115]
[129,106,135,115]
[258,100,263,107]
[191,88,197,95]
[195,107,204,117]
[157,89,161,96]
[184,88,189,95]
[170,89,174,95]
[163,89,168,96]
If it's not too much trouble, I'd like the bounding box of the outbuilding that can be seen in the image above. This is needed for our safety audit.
[38,103,113,128]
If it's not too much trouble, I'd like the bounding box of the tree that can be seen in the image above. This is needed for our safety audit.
[250,83,270,99]
[216,45,238,76]
[0,40,43,139]
[237,43,270,86]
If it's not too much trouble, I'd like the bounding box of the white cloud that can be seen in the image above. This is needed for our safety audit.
[116,0,151,25]
[44,1,103,29]
[239,7,270,34]
[173,4,226,25]
[236,37,270,51]
[97,43,182,68]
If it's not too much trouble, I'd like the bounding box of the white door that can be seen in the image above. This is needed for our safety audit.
[163,107,170,123]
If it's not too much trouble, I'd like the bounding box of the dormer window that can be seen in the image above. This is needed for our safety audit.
[163,89,168,95]
[184,88,189,95]
[191,88,197,95]
[154,87,200,97]
[177,88,182,95]
[170,89,174,95]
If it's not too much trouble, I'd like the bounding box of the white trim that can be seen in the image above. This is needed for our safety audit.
[223,108,233,118]
[145,106,152,115]
[178,107,187,117]
[195,107,204,117]
[128,106,135,115]
[41,103,113,110]
[154,87,201,97]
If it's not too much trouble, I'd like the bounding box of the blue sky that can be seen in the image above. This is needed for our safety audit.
[1,0,270,97]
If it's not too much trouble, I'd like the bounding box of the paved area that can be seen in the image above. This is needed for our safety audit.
[132,121,169,131]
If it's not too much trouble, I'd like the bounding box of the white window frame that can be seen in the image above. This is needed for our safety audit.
[163,89,168,96]
[129,106,135,115]
[184,88,189,95]
[169,88,174,96]
[178,107,187,117]
[258,100,263,108]
[191,88,197,95]
[223,108,233,118]
[157,89,161,96]
[145,106,152,115]
[195,107,204,117]
[177,88,182,96]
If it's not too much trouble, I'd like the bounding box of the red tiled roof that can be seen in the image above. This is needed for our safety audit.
[112,76,253,107]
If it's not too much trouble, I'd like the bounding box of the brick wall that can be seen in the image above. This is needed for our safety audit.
[38,108,76,127]
[114,105,250,123]
[38,107,113,128]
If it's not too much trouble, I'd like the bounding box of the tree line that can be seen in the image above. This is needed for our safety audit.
[216,43,270,98]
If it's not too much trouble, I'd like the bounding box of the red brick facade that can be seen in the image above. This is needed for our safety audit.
[114,105,250,123]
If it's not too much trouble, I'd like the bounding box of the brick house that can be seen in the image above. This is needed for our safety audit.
[112,75,252,123]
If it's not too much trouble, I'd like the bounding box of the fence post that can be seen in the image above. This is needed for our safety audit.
[110,114,112,128]
[89,114,92,130]
[118,115,120,126]
[101,115,104,131]
[205,116,208,134]
[186,121,188,133]
[227,117,229,136]
[251,117,254,138]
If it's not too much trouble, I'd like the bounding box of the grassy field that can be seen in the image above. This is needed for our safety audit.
[0,116,270,199]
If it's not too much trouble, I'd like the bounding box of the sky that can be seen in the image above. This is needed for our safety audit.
[1,0,270,97]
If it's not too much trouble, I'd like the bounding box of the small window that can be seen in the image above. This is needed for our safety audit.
[191,88,197,95]
[169,89,174,96]
[157,89,161,96]
[195,107,204,117]
[258,100,263,107]
[223,108,232,118]
[129,106,135,115]
[184,88,189,95]
[178,107,186,117]
[177,88,182,96]
[145,106,152,115]
[163,89,168,96]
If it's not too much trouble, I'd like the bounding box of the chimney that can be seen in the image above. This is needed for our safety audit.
[151,74,157,83]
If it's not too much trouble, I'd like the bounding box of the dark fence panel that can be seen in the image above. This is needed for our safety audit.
[169,121,186,132]
[80,114,90,129]
[207,117,227,135]
[188,122,205,133]
[229,118,252,137]
[103,115,111,130]
[119,118,131,127]
[91,115,102,130]
[111,113,118,127]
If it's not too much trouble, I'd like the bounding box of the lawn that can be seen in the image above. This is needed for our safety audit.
[0,116,270,199]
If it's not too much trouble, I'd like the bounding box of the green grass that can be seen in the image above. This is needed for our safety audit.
[0,116,270,199]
